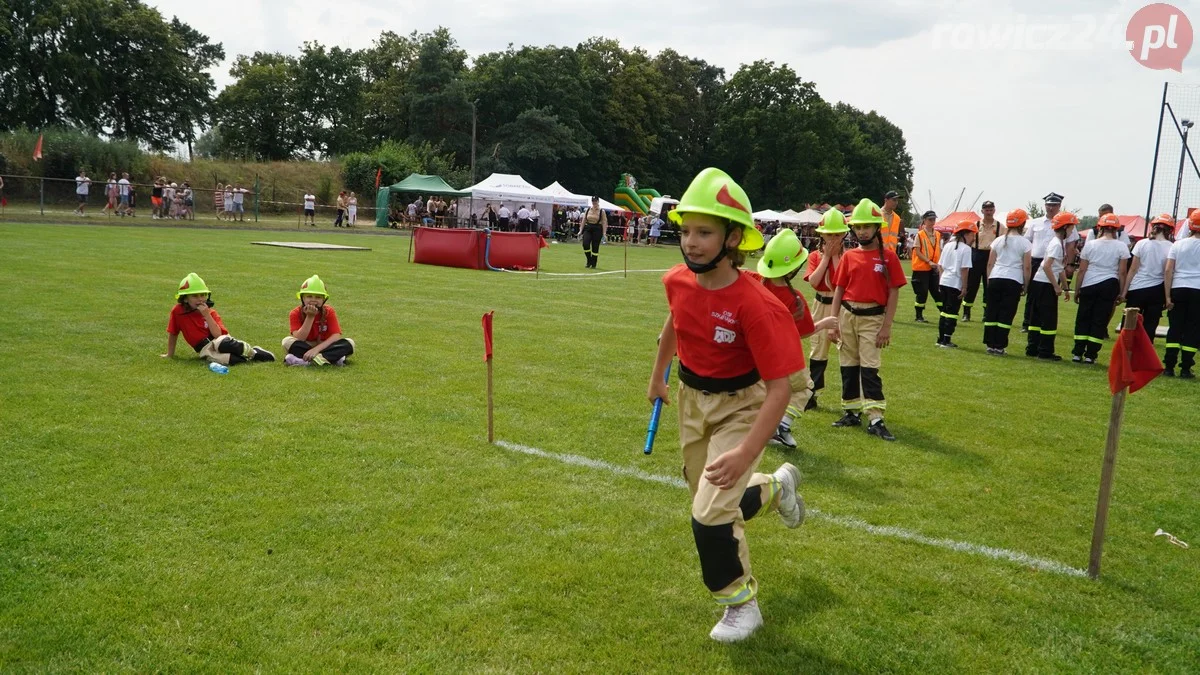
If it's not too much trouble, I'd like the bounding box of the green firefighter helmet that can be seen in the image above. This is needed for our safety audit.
[668,167,763,251]
[815,208,849,234]
[756,228,808,278]
[847,198,885,226]
[297,274,329,299]
[175,272,210,298]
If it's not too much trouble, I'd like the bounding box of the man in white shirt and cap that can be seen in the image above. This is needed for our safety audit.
[1022,192,1079,331]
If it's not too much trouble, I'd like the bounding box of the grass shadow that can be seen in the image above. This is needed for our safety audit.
[893,426,989,467]
[797,451,899,505]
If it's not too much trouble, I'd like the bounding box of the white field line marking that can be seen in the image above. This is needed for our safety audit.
[494,440,1088,578]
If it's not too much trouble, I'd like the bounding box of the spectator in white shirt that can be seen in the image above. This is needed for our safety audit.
[73,170,92,216]
[498,204,511,232]
[517,205,532,232]
[1121,213,1175,343]
[1071,215,1130,363]
[117,173,131,215]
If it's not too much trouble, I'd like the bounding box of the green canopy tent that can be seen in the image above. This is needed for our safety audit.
[375,173,471,227]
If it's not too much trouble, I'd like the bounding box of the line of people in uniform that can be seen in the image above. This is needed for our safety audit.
[906,192,1200,375]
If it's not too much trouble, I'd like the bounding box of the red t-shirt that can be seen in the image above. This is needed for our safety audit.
[663,265,803,380]
[832,246,907,305]
[743,271,817,360]
[289,305,342,342]
[804,250,836,293]
[167,304,228,348]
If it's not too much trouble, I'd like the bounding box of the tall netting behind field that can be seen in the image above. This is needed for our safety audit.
[1145,83,1200,221]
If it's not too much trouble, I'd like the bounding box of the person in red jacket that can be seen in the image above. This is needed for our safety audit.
[647,168,806,643]
[282,275,356,366]
[162,273,275,365]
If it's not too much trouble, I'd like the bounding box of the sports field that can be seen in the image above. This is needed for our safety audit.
[2,223,1196,672]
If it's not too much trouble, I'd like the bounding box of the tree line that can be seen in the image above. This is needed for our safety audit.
[1,1,914,208]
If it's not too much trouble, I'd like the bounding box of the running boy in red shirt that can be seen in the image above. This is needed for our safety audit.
[647,168,806,643]
[749,228,839,449]
[163,273,275,365]
[828,199,907,441]
[282,275,357,366]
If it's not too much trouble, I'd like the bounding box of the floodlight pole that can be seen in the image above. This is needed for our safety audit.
[471,100,479,185]
[1171,118,1194,220]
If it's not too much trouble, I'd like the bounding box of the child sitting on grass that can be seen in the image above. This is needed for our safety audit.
[163,273,275,365]
[283,275,356,367]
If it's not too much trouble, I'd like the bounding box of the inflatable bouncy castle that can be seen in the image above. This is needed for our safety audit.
[613,173,662,215]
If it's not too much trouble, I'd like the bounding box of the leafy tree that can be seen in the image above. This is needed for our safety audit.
[214,53,303,161]
[832,103,915,216]
[293,42,366,157]
[492,107,586,186]
[406,28,471,162]
[360,31,420,144]
[1027,201,1045,219]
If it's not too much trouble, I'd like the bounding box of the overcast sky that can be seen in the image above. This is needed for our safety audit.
[150,0,1200,216]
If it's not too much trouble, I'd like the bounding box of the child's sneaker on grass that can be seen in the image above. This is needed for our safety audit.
[771,422,796,450]
[251,347,276,362]
[709,598,763,643]
[773,463,805,529]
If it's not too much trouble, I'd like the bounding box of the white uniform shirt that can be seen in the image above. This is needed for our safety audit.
[498,206,510,219]
[938,240,973,290]
[530,207,540,220]
[989,234,1033,284]
[1027,215,1079,254]
[1168,235,1200,290]
[1078,238,1131,288]
[304,194,316,210]
[517,207,530,220]
[1035,237,1066,285]
[1128,238,1172,291]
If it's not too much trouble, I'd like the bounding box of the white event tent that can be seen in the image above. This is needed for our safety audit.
[542,181,627,212]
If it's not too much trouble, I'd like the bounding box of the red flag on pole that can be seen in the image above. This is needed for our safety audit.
[482,311,494,361]
[1108,314,1163,394]
[32,134,43,161]
[375,167,382,190]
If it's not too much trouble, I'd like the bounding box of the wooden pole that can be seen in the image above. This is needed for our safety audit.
[1087,307,1142,579]
[624,223,628,279]
[486,358,494,443]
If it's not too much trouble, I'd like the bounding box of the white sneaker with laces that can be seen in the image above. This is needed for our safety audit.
[771,422,796,450]
[773,463,805,528]
[709,598,763,642]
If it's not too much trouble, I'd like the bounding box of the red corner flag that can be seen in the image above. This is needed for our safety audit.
[482,311,494,361]
[375,167,382,190]
[1108,315,1163,394]
[32,134,43,161]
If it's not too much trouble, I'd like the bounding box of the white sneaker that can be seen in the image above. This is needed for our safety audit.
[773,463,805,529]
[710,598,763,642]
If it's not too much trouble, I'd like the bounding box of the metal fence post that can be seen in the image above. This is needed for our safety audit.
[39,177,44,215]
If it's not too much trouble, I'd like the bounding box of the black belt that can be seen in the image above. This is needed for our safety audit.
[844,304,885,317]
[814,294,833,305]
[192,336,213,353]
[678,362,760,394]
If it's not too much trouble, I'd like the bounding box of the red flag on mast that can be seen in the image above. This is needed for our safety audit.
[1108,314,1163,394]
[32,134,43,161]
[482,311,494,362]
[375,167,382,190]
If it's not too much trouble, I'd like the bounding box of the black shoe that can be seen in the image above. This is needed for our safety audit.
[915,317,928,323]
[866,419,896,441]
[1182,369,1196,379]
[832,411,862,428]
[804,397,818,412]
[1072,355,1083,363]
[1025,350,1038,357]
[1083,357,1096,365]
[1038,354,1063,362]
[252,347,276,362]
[1164,368,1176,377]
[962,312,971,322]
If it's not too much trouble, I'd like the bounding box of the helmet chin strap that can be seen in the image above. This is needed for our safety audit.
[679,230,738,274]
[856,228,879,247]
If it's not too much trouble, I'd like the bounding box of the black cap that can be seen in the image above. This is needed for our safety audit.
[1043,192,1064,205]
[922,210,937,220]
[884,190,900,200]
[982,200,995,208]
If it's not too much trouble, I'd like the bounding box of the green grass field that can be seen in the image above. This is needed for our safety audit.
[2,223,1196,672]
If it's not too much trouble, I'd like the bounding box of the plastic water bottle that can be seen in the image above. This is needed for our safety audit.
[208,362,229,375]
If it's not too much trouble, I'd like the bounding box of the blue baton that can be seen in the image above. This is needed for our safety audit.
[644,361,672,455]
